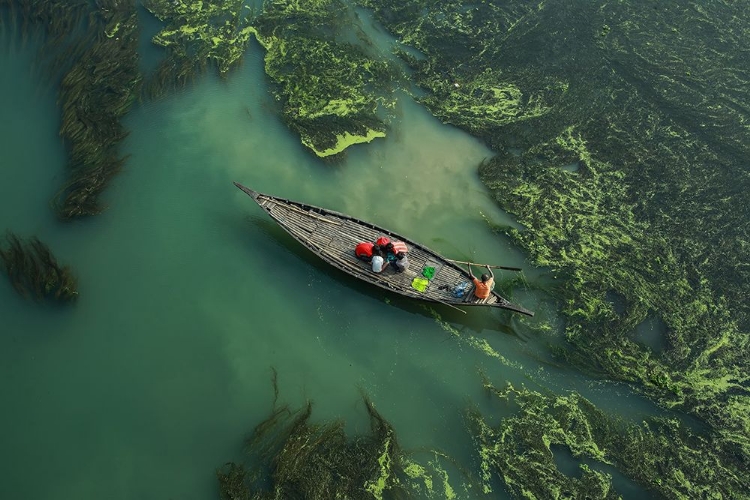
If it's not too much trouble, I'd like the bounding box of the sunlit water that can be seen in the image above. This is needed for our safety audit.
[1,14,661,500]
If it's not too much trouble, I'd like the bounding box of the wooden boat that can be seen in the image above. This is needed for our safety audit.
[234,182,534,317]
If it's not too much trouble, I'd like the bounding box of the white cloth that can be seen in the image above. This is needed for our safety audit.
[371,255,385,273]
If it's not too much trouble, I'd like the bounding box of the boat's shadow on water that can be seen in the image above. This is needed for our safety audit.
[235,215,523,339]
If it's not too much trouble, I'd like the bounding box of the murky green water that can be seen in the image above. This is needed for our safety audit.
[0,17,661,500]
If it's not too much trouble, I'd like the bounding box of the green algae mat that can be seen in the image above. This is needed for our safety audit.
[357,0,749,497]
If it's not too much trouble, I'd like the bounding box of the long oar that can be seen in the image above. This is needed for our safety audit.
[432,298,467,314]
[446,259,522,272]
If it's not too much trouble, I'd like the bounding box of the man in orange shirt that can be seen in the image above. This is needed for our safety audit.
[467,264,494,299]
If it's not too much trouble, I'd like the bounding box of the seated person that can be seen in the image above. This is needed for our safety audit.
[376,236,391,248]
[391,240,408,254]
[382,242,398,263]
[371,246,389,273]
[355,241,375,262]
[394,252,409,273]
[467,264,494,299]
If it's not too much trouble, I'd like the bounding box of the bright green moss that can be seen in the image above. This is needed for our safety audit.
[306,128,386,158]
[403,461,434,494]
[470,380,747,499]
[419,69,561,130]
[364,435,394,499]
[143,0,253,95]
[249,0,398,157]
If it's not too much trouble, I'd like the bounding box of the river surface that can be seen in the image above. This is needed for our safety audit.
[1,14,659,500]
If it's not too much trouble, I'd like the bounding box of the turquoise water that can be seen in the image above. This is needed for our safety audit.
[1,21,661,500]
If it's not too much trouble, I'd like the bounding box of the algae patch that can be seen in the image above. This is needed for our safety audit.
[142,0,254,96]
[3,0,142,219]
[359,0,750,479]
[305,127,386,158]
[249,0,399,158]
[470,379,747,499]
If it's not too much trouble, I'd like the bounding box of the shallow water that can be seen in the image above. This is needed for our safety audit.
[1,17,663,500]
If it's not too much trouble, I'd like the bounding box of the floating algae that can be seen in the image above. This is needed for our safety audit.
[479,128,750,457]
[357,0,749,480]
[141,0,399,157]
[248,0,399,158]
[142,0,254,98]
[356,0,567,143]
[217,373,462,499]
[426,306,522,370]
[0,232,78,302]
[470,379,748,499]
[3,0,142,219]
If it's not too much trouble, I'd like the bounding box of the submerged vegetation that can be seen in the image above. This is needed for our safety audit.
[249,0,400,158]
[0,232,77,302]
[54,0,142,218]
[357,0,749,494]
[1,0,141,219]
[218,373,460,499]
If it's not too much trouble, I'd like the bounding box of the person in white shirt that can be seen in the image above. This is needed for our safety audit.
[371,246,389,273]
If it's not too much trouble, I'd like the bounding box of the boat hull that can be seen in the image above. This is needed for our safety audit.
[234,182,534,317]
